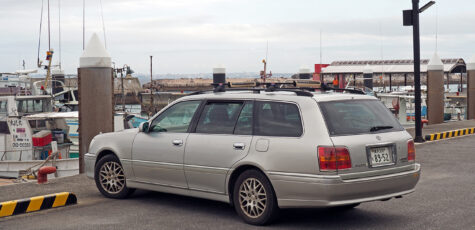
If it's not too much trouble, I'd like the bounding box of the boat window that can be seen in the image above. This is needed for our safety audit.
[16,99,45,113]
[0,121,10,134]
[0,101,7,113]
[29,120,46,129]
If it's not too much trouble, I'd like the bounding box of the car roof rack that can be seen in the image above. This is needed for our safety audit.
[188,80,365,97]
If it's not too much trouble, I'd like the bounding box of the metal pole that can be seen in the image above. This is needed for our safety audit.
[389,74,392,92]
[47,0,50,50]
[121,68,125,111]
[446,72,449,90]
[150,56,153,115]
[412,0,424,142]
[82,0,85,50]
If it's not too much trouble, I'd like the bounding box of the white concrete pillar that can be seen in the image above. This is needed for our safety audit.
[467,55,475,120]
[78,33,113,173]
[427,52,445,124]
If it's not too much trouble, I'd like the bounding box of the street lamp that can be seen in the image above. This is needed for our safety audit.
[403,0,435,143]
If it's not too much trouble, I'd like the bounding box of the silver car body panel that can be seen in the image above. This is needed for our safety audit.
[132,132,189,188]
[85,91,421,208]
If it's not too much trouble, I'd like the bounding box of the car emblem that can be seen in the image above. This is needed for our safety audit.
[376,136,382,141]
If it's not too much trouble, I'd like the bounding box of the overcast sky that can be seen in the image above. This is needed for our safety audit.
[1,0,474,75]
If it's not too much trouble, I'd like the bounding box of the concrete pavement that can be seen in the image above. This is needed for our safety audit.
[405,119,475,139]
[1,135,475,229]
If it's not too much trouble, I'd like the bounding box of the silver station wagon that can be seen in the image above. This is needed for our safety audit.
[85,87,421,225]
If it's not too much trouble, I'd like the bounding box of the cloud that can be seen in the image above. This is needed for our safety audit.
[0,0,474,74]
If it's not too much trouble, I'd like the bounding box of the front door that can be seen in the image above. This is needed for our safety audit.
[185,101,253,194]
[132,100,201,188]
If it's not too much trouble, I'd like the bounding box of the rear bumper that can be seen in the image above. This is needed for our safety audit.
[269,163,421,208]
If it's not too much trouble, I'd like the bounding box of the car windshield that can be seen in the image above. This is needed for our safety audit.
[319,99,404,136]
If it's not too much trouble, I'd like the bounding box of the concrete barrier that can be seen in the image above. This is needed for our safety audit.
[425,127,475,141]
[0,192,77,218]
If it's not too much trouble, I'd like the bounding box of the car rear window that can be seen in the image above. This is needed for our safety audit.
[319,99,404,136]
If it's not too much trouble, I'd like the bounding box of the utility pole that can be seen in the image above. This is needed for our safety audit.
[403,0,435,143]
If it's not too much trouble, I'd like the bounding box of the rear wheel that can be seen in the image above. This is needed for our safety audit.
[95,154,134,199]
[233,169,278,225]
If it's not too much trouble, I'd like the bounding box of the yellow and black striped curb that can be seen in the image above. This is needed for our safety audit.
[0,192,77,218]
[425,127,475,141]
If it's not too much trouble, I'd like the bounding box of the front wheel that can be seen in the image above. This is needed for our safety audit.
[95,154,134,199]
[233,169,279,225]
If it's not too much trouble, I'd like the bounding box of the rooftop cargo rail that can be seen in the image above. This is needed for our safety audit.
[189,80,365,96]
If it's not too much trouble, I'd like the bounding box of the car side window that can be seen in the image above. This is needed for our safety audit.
[234,103,253,135]
[195,102,243,134]
[150,100,201,133]
[255,101,303,137]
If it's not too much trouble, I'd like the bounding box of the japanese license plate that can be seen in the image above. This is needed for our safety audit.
[370,146,393,167]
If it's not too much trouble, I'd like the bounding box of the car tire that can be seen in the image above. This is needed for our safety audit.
[232,169,279,225]
[94,154,134,199]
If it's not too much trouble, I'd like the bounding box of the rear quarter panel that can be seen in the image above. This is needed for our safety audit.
[237,97,334,175]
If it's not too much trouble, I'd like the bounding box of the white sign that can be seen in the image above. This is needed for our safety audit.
[7,118,32,150]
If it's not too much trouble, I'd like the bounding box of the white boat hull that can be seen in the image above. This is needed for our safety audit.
[0,158,79,179]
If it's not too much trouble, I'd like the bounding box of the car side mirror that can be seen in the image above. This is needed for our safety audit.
[139,122,150,133]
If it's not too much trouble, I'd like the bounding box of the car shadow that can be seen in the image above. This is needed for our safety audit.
[129,190,406,229]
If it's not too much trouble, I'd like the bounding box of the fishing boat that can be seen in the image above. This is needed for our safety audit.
[0,95,79,178]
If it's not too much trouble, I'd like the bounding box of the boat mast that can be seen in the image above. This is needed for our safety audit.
[83,0,85,50]
[58,0,61,70]
[37,0,44,68]
[43,0,53,93]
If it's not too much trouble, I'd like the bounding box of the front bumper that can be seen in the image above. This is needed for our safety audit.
[269,163,421,208]
[84,153,97,179]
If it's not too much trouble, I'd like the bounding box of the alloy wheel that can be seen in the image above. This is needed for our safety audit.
[238,178,267,218]
[99,161,125,194]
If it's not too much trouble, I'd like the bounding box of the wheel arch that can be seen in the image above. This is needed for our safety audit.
[227,163,275,207]
[95,149,120,166]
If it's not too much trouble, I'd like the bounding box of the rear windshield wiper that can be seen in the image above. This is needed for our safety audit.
[370,126,393,132]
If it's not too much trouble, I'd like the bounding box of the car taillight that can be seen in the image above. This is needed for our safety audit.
[407,140,415,162]
[318,146,351,171]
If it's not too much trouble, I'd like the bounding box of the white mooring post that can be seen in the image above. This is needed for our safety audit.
[212,66,226,88]
[78,33,114,173]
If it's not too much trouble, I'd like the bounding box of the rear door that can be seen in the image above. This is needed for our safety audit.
[318,99,413,177]
[184,100,253,194]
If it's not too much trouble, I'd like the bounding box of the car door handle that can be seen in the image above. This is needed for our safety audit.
[172,139,183,146]
[233,143,245,150]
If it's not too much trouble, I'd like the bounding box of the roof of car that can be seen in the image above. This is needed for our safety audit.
[178,90,377,103]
